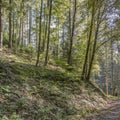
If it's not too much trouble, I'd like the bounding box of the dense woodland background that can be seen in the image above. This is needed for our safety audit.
[1,0,120,119]
[0,0,120,98]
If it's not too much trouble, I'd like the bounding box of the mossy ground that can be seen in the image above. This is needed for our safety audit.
[0,49,108,120]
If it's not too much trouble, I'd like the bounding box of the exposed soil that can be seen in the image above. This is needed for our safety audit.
[84,99,120,120]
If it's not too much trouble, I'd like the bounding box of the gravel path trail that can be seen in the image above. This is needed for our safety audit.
[84,99,120,120]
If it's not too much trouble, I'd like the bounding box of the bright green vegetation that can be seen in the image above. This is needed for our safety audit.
[0,50,107,120]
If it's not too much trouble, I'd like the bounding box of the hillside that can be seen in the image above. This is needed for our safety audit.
[0,0,120,119]
[0,50,109,120]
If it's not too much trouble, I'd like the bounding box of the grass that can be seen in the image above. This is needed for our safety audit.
[0,61,79,119]
[0,49,107,120]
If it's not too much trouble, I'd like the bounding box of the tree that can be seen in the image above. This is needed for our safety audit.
[9,0,12,48]
[0,0,2,49]
[81,0,96,81]
[44,0,53,66]
[67,0,77,65]
[36,0,43,66]
[105,43,109,95]
[28,4,32,44]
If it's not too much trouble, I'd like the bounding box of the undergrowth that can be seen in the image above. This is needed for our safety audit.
[0,50,107,120]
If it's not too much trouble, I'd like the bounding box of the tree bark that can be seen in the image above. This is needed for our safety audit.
[110,34,114,95]
[81,0,95,80]
[44,0,53,66]
[105,43,108,95]
[86,6,101,81]
[67,0,77,66]
[36,0,43,66]
[0,0,2,49]
[9,0,12,48]
[42,3,48,52]
[28,5,32,44]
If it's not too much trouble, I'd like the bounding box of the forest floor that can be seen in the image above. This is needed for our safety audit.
[83,99,120,120]
[0,49,119,120]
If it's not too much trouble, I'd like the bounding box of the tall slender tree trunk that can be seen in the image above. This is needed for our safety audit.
[67,0,71,64]
[81,0,95,80]
[42,3,48,52]
[105,43,108,95]
[43,0,49,52]
[0,0,2,49]
[56,18,60,58]
[29,6,32,44]
[117,64,120,96]
[21,18,24,47]
[9,0,12,48]
[117,41,120,96]
[44,0,53,66]
[67,0,77,65]
[36,0,43,66]
[110,37,114,95]
[62,25,65,57]
[86,6,101,81]
[42,20,47,52]
[21,0,24,47]
[12,11,15,44]
[35,8,38,50]
[15,17,18,49]
[27,6,29,45]
[18,18,22,46]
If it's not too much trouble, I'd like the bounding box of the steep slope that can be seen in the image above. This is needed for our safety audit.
[0,50,108,120]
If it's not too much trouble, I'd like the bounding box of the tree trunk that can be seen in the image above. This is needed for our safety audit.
[36,0,43,66]
[18,18,22,46]
[42,3,48,52]
[110,36,114,95]
[105,43,108,95]
[117,64,120,96]
[0,0,2,49]
[117,41,120,96]
[86,6,101,81]
[12,11,15,45]
[29,6,32,44]
[21,18,24,47]
[67,0,77,65]
[81,0,95,80]
[9,0,12,48]
[35,8,38,50]
[44,0,52,66]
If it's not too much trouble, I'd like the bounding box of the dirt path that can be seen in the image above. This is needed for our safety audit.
[84,99,120,120]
